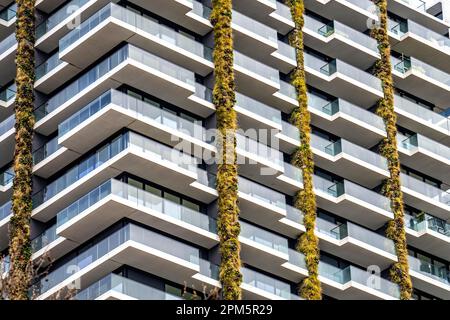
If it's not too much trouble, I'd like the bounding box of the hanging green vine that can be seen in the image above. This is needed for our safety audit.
[211,0,242,300]
[371,0,412,300]
[286,0,322,300]
[8,0,36,300]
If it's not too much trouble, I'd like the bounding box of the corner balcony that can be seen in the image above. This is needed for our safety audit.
[0,2,15,41]
[408,255,450,299]
[0,83,15,120]
[389,18,450,74]
[56,179,218,249]
[277,209,397,269]
[303,15,379,70]
[394,94,450,145]
[35,0,116,53]
[35,223,202,300]
[35,44,197,136]
[0,114,15,168]
[392,55,450,108]
[281,249,400,300]
[0,166,13,203]
[0,201,11,249]
[303,0,378,32]
[314,175,393,229]
[401,173,450,220]
[304,53,383,107]
[74,273,182,300]
[306,92,386,148]
[405,214,450,261]
[58,3,213,76]
[398,133,450,184]
[0,33,16,86]
[387,0,450,35]
[31,132,202,222]
[35,51,81,94]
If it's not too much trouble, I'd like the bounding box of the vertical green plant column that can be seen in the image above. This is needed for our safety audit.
[210,0,242,300]
[371,0,412,300]
[286,0,322,300]
[8,0,36,300]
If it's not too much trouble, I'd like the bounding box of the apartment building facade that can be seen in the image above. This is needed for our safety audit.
[0,0,449,300]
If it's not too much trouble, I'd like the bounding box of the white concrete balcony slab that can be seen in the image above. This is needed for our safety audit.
[304,15,380,70]
[408,255,450,299]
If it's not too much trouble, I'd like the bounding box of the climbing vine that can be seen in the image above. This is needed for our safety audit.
[371,0,412,300]
[8,0,36,300]
[286,0,322,300]
[211,0,242,300]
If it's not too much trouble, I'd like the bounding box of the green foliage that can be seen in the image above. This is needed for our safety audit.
[371,0,412,300]
[211,0,242,300]
[8,0,36,300]
[286,0,322,300]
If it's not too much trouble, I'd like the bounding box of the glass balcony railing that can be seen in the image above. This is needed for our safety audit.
[281,121,299,141]
[194,82,213,103]
[236,92,282,125]
[236,134,284,167]
[0,2,17,22]
[238,176,286,210]
[75,273,182,300]
[405,213,450,237]
[240,220,288,255]
[35,51,64,81]
[401,173,450,206]
[0,33,16,57]
[0,200,11,221]
[35,44,195,121]
[59,89,206,141]
[398,133,450,161]
[241,267,292,299]
[0,114,14,137]
[346,222,396,255]
[1,254,9,274]
[392,55,450,87]
[36,0,91,39]
[279,80,297,100]
[277,41,296,61]
[233,10,277,43]
[0,83,16,103]
[394,95,450,132]
[304,15,378,53]
[34,223,200,296]
[275,1,292,21]
[305,52,381,90]
[234,51,280,84]
[409,255,450,285]
[56,179,216,234]
[398,0,426,11]
[0,167,13,187]
[33,136,61,165]
[191,0,212,20]
[311,134,389,170]
[31,223,57,253]
[32,131,198,209]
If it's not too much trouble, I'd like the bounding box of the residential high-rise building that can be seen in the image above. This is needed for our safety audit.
[0,0,449,300]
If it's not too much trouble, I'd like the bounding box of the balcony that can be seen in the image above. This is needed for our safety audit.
[56,179,218,249]
[0,201,11,249]
[405,214,450,261]
[304,52,383,107]
[35,223,202,300]
[35,0,115,53]
[303,15,379,70]
[74,273,182,300]
[0,2,16,41]
[389,18,450,73]
[281,249,400,300]
[392,55,450,108]
[394,94,450,145]
[35,44,197,136]
[35,51,81,94]
[0,114,14,168]
[0,166,13,203]
[0,33,16,86]
[0,82,15,120]
[306,92,386,148]
[387,0,450,35]
[408,255,450,299]
[303,0,379,32]
[314,175,393,229]
[401,173,450,220]
[398,133,450,184]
